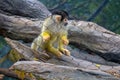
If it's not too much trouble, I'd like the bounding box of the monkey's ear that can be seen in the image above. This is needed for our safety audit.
[55,15,61,23]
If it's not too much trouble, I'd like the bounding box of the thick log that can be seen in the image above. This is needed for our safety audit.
[0,0,51,19]
[0,13,41,42]
[1,13,120,62]
[5,37,120,66]
[68,21,120,63]
[11,61,120,80]
[4,38,120,79]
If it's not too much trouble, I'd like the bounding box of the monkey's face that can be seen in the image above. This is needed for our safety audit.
[54,15,68,26]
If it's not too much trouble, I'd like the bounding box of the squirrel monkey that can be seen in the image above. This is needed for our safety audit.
[31,10,70,57]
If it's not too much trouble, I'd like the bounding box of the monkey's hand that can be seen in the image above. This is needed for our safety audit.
[41,31,50,42]
[62,36,69,45]
[47,46,63,58]
[59,48,70,56]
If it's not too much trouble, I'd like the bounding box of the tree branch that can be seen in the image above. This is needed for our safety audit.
[0,0,51,19]
[4,37,120,79]
[11,61,120,79]
[5,37,50,62]
[0,68,20,79]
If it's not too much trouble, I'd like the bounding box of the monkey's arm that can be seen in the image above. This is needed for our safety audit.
[41,31,50,42]
[59,34,70,56]
[31,31,50,50]
[61,35,69,45]
[46,37,63,58]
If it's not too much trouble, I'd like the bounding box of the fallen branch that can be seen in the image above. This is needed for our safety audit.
[0,68,38,80]
[5,37,50,62]
[11,61,120,80]
[0,0,51,19]
[4,37,120,79]
[0,68,20,79]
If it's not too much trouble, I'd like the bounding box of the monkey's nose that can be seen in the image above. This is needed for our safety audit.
[64,22,68,26]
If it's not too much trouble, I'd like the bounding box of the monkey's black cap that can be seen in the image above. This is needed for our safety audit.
[52,10,69,21]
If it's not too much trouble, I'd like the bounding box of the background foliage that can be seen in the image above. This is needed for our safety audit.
[39,0,120,34]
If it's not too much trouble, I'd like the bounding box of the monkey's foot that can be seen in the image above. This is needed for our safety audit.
[59,48,70,56]
[56,52,63,58]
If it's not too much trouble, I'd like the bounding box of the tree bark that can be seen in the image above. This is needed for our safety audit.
[0,0,51,19]
[0,13,41,42]
[1,13,120,62]
[0,0,120,79]
[5,38,50,62]
[10,61,120,80]
[4,37,120,79]
[0,68,38,80]
[0,68,20,79]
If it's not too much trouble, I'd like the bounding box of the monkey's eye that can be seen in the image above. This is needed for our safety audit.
[63,18,68,26]
[64,18,67,22]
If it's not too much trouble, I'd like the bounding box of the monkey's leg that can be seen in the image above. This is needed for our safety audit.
[31,37,46,60]
[47,46,63,57]
[61,35,69,45]
[31,38,39,51]
[59,39,70,56]
[46,37,63,58]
